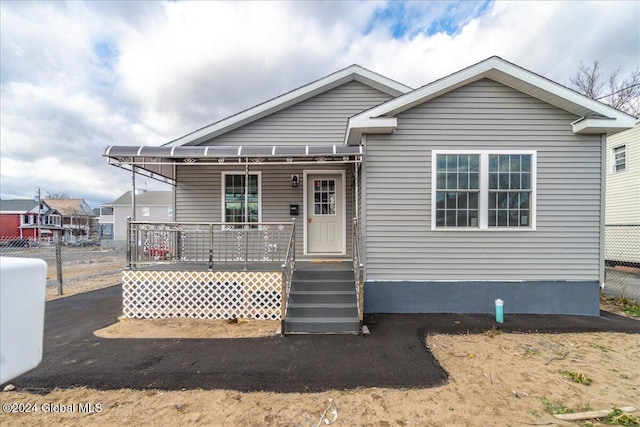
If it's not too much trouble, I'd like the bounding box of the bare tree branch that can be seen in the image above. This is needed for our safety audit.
[570,60,640,117]
[570,60,604,99]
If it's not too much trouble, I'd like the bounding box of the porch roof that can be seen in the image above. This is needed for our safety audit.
[103,144,364,183]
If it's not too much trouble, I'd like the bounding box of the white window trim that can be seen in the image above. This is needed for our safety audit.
[610,144,627,174]
[221,171,263,223]
[431,150,537,231]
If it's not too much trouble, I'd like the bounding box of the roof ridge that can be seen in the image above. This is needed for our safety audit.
[162,64,411,147]
[344,56,636,144]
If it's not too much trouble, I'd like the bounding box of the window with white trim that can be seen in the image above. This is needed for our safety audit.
[222,173,261,224]
[612,145,626,173]
[488,154,532,227]
[435,154,480,227]
[432,151,536,230]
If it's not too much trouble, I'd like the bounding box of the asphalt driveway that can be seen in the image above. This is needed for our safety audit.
[5,285,640,393]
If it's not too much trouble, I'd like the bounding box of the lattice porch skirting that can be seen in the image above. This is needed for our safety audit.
[122,270,283,320]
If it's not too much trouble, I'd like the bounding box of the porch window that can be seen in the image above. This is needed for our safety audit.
[432,150,536,230]
[223,173,261,223]
[612,145,626,173]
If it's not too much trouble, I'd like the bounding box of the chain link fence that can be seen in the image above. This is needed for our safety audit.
[2,226,639,304]
[0,236,125,299]
[604,225,640,302]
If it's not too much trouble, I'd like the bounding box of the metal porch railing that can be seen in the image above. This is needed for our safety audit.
[280,219,296,334]
[126,220,295,270]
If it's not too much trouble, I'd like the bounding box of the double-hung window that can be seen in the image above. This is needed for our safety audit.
[432,151,536,230]
[612,145,626,173]
[488,154,532,227]
[222,172,261,224]
[435,154,480,227]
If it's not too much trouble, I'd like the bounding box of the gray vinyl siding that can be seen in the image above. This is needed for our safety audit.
[175,164,353,258]
[365,79,603,282]
[199,81,393,146]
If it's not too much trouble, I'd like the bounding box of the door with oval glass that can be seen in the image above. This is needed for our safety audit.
[306,173,343,254]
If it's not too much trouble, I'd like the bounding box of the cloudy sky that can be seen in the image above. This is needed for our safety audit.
[1,1,638,208]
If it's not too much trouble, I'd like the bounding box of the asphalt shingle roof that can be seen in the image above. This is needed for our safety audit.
[0,199,38,212]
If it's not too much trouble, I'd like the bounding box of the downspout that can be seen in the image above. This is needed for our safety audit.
[599,133,607,290]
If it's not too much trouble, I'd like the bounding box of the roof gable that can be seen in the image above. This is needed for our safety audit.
[0,199,38,213]
[44,199,94,216]
[0,199,55,214]
[163,65,412,147]
[345,56,637,144]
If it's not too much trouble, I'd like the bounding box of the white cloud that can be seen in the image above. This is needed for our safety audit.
[114,1,382,137]
[1,0,638,208]
[342,1,639,88]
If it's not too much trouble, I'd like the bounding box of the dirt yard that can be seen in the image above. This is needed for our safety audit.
[2,326,638,426]
[6,265,639,426]
[94,317,281,339]
[46,262,123,301]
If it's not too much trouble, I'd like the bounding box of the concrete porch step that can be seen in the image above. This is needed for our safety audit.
[284,266,359,335]
[290,279,354,292]
[289,291,356,304]
[287,303,358,318]
[284,316,361,334]
[293,269,354,280]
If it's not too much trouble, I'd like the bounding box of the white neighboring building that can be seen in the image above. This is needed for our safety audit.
[605,121,640,265]
[99,191,173,248]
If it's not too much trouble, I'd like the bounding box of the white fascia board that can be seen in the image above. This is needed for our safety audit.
[485,60,636,123]
[345,117,398,145]
[350,58,501,124]
[164,65,411,147]
[346,57,636,141]
[352,69,412,96]
[571,117,637,135]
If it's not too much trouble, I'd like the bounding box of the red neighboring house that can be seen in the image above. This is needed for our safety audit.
[0,199,62,240]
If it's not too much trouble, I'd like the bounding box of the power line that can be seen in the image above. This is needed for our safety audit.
[596,82,640,100]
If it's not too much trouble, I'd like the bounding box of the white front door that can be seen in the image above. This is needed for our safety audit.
[306,173,344,254]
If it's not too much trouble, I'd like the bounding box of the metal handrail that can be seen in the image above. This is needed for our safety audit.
[352,217,364,329]
[281,219,296,334]
[126,220,294,269]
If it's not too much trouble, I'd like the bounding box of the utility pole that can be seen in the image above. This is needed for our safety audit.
[36,187,42,242]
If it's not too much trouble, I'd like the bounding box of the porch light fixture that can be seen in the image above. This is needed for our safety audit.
[291,175,299,187]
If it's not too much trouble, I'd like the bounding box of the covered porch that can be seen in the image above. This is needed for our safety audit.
[103,145,365,334]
